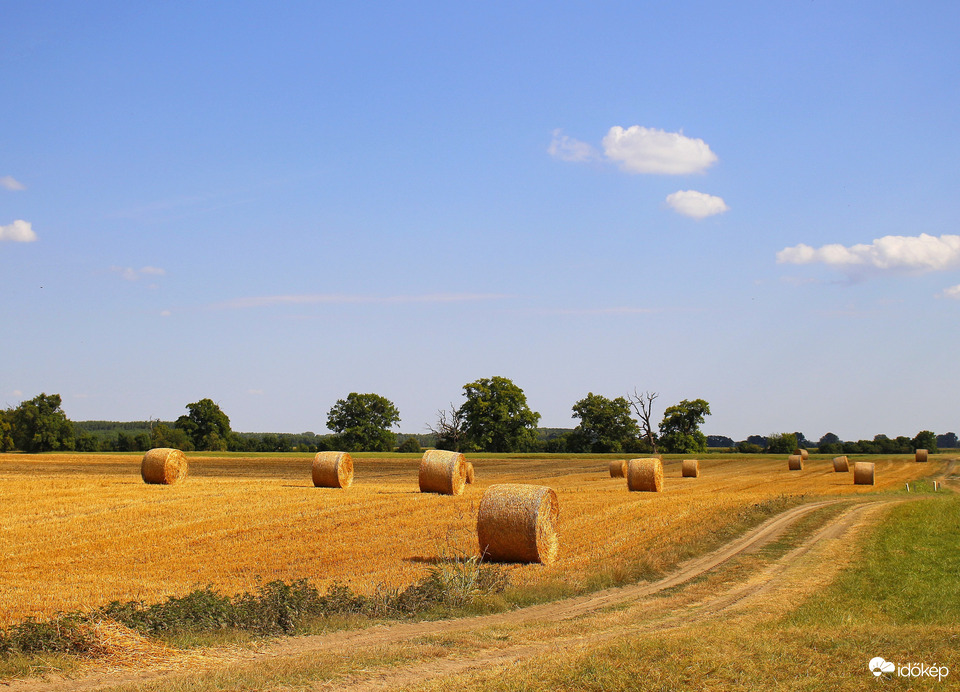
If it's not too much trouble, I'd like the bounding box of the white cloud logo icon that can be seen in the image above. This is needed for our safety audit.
[870,657,896,676]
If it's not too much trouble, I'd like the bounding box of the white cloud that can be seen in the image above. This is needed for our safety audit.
[111,266,166,281]
[0,220,37,242]
[602,126,718,174]
[940,285,960,300]
[1,176,26,191]
[777,234,960,273]
[547,129,599,162]
[160,310,172,317]
[665,190,729,219]
[215,293,511,310]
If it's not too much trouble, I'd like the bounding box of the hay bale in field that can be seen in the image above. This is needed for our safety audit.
[681,459,700,478]
[788,455,803,471]
[627,458,663,492]
[465,462,475,484]
[418,450,467,495]
[795,448,809,461]
[916,449,929,463]
[854,461,875,485]
[609,460,627,478]
[832,456,850,472]
[141,448,188,485]
[477,484,559,564]
[312,451,353,488]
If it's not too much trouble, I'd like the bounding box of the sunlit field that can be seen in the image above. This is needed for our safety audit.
[0,452,942,626]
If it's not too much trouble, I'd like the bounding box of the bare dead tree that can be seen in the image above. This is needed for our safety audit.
[628,389,659,455]
[426,403,467,452]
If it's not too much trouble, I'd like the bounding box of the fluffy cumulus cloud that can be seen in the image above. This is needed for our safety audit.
[0,220,37,242]
[602,126,718,174]
[1,176,26,191]
[665,190,729,219]
[547,129,599,162]
[777,234,960,273]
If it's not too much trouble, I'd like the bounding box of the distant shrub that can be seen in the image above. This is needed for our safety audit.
[397,436,422,453]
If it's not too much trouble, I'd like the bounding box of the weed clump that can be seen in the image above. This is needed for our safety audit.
[0,561,509,660]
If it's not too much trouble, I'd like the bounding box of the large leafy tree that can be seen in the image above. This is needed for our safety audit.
[8,393,75,452]
[327,392,400,452]
[658,398,711,454]
[176,398,232,451]
[568,393,640,453]
[0,410,14,452]
[766,432,798,455]
[459,376,540,452]
[912,430,938,454]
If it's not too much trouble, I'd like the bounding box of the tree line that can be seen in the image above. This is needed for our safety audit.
[1,383,953,455]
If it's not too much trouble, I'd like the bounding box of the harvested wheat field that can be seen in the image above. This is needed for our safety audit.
[0,452,942,627]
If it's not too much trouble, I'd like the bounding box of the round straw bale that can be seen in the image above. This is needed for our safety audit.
[609,460,627,478]
[788,455,803,471]
[854,461,875,485]
[477,484,559,564]
[681,459,700,478]
[141,448,188,485]
[627,458,663,492]
[465,462,475,484]
[915,449,928,463]
[418,450,467,495]
[312,451,353,488]
[832,455,850,472]
[795,448,809,461]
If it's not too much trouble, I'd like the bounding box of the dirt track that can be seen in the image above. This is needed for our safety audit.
[5,493,909,692]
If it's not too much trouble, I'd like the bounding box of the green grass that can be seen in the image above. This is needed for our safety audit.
[785,494,960,627]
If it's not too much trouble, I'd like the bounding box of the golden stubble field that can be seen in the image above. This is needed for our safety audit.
[0,452,942,626]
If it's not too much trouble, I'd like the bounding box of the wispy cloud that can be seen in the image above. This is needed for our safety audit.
[111,266,167,281]
[1,176,26,191]
[665,190,729,219]
[213,293,511,310]
[547,129,599,162]
[539,306,658,316]
[940,285,960,300]
[0,220,37,242]
[777,234,960,274]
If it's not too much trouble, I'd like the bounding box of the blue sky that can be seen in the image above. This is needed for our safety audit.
[3,1,958,441]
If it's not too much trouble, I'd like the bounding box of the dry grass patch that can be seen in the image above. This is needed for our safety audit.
[0,453,942,626]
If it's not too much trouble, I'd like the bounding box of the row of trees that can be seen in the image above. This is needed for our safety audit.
[1,386,952,455]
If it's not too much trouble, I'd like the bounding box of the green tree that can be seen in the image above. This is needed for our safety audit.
[568,393,640,453]
[397,436,422,453]
[326,392,400,452]
[150,423,194,451]
[913,430,938,454]
[459,376,541,452]
[658,398,711,454]
[175,398,231,451]
[0,410,14,452]
[8,393,75,452]
[766,432,798,455]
